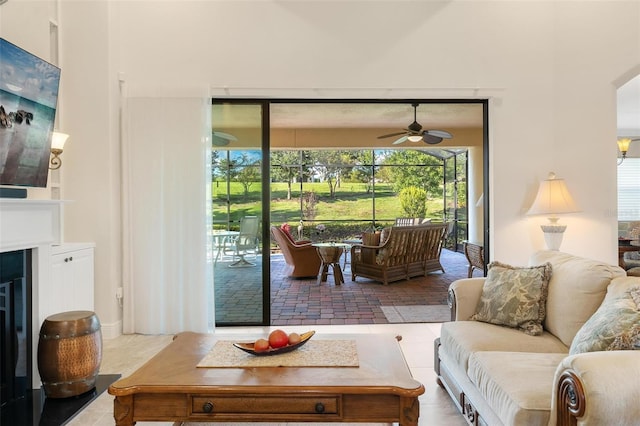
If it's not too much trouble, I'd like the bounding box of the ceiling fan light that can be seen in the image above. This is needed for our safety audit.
[407,135,423,142]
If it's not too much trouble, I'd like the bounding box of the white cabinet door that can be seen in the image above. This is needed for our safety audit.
[50,244,95,313]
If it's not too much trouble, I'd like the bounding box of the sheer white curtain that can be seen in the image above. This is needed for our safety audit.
[121,97,212,334]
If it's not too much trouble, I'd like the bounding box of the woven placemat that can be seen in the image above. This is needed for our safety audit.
[197,339,359,368]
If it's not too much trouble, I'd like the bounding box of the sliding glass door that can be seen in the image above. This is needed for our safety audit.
[211,102,269,326]
[210,99,487,327]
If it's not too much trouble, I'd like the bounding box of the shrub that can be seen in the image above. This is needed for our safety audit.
[399,186,427,217]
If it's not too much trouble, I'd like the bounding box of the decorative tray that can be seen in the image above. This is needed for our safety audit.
[233,330,315,356]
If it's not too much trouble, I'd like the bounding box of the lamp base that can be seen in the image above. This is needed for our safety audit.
[540,224,566,251]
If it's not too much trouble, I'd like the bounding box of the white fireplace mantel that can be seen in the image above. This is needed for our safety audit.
[0,198,67,387]
[0,199,66,251]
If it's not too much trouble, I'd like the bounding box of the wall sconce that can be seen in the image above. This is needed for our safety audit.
[617,137,638,165]
[526,172,580,251]
[49,132,69,170]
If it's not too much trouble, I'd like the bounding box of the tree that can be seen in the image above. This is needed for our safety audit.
[348,150,376,193]
[270,150,302,200]
[302,191,318,220]
[233,153,261,197]
[383,150,442,198]
[306,150,354,198]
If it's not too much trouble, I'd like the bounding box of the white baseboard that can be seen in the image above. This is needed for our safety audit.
[101,319,122,339]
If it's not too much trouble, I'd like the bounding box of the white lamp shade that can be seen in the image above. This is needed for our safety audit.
[527,172,579,216]
[51,132,69,150]
[407,135,423,142]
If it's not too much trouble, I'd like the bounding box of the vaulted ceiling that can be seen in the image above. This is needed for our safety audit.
[618,75,640,137]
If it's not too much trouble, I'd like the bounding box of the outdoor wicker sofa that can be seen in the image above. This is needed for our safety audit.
[350,222,449,285]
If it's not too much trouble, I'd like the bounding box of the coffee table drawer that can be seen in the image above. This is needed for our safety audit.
[192,395,339,415]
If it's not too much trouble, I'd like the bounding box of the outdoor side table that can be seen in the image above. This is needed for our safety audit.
[313,243,350,285]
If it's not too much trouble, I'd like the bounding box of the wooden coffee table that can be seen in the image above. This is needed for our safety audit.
[108,331,424,425]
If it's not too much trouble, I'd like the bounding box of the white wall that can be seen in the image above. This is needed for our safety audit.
[3,0,639,334]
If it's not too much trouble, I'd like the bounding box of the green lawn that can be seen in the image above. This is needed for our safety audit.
[213,181,445,230]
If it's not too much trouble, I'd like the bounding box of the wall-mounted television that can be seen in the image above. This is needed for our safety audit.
[0,38,61,188]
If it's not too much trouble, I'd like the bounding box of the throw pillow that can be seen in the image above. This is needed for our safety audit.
[470,261,552,336]
[380,227,392,245]
[376,227,394,265]
[280,223,295,243]
[569,285,640,354]
[360,231,381,263]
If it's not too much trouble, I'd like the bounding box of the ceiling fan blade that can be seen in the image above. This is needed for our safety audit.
[423,134,443,145]
[392,136,408,145]
[424,129,452,139]
[378,131,407,139]
[212,135,231,146]
[213,131,238,141]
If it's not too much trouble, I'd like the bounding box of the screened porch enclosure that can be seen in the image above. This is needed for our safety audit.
[211,100,486,327]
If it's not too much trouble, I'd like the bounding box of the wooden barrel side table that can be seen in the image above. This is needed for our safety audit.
[37,310,102,398]
[313,243,350,285]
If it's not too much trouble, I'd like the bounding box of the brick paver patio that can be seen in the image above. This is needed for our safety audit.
[214,248,476,326]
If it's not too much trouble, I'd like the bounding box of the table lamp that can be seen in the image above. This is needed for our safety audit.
[527,172,580,250]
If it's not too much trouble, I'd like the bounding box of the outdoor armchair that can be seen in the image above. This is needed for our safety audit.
[270,226,322,278]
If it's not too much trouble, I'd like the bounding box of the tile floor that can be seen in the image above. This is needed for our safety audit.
[67,324,467,426]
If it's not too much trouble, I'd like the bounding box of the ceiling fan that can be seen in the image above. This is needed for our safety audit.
[378,103,453,145]
[212,130,237,147]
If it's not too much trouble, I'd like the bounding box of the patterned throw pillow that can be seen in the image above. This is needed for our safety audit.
[569,286,640,354]
[470,261,552,336]
[375,228,393,265]
[380,227,392,245]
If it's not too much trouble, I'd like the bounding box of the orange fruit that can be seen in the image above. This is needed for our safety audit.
[288,332,301,345]
[254,338,270,352]
[268,329,289,348]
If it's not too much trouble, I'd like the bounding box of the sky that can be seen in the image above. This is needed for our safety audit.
[0,38,61,109]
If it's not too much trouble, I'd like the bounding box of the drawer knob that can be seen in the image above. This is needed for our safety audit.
[315,402,325,413]
[202,401,214,413]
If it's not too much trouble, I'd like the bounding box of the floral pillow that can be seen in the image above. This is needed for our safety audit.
[471,261,552,336]
[569,285,640,354]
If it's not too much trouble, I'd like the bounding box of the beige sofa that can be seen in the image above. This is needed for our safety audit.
[435,250,640,426]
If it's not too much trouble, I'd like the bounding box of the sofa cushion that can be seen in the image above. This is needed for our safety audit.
[470,261,552,335]
[467,351,566,425]
[360,231,381,263]
[570,278,640,354]
[439,321,568,372]
[375,227,393,265]
[529,251,626,347]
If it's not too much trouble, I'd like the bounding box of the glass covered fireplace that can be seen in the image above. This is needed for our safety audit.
[0,249,32,407]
